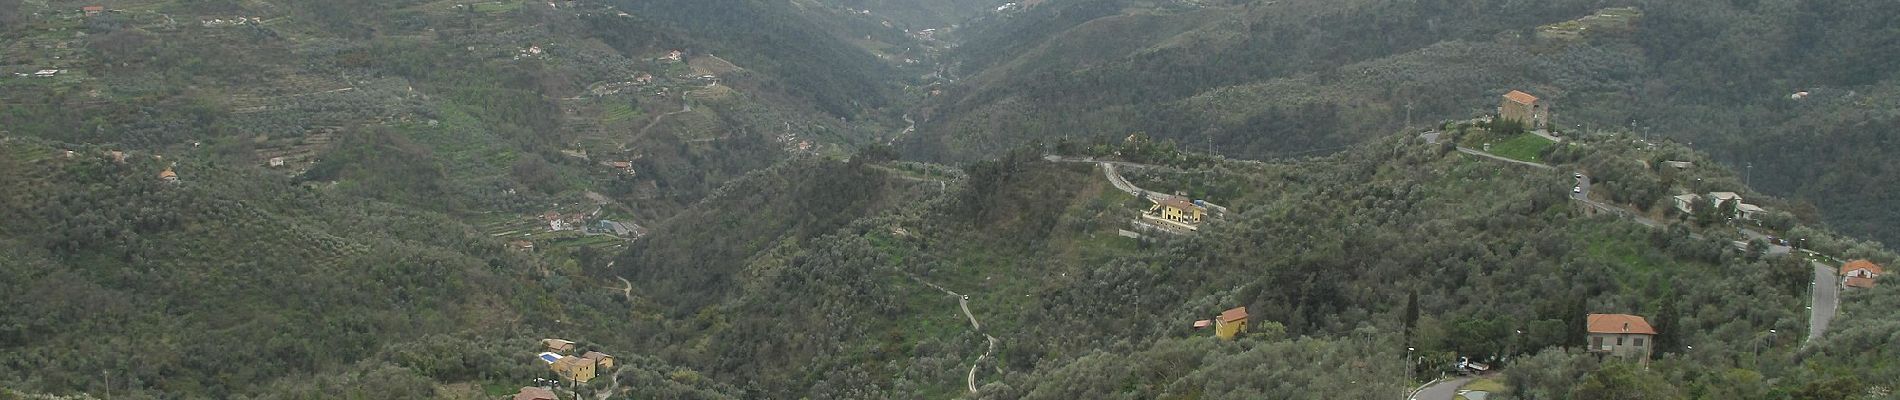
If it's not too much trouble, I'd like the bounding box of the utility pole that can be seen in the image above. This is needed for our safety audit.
[1405,102,1414,129]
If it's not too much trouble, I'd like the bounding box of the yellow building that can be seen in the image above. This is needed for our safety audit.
[582,351,616,369]
[542,338,576,353]
[1215,306,1248,340]
[552,355,597,383]
[1148,198,1206,224]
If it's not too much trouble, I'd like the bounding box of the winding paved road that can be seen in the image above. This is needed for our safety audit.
[1412,377,1472,400]
[906,274,998,393]
[1807,261,1840,344]
[1042,155,1230,215]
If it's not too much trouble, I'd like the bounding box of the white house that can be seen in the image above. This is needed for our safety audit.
[1736,203,1766,220]
[1673,194,1701,214]
[1708,192,1743,207]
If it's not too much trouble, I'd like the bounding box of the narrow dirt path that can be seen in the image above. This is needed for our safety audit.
[594,365,629,400]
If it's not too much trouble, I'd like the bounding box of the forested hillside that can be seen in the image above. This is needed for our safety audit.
[5,0,1900,398]
[593,131,1897,398]
[907,0,1900,246]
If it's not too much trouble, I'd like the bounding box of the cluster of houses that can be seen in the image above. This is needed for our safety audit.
[515,339,616,399]
[514,44,546,60]
[1672,191,1768,220]
[200,16,264,27]
[541,339,615,382]
[541,210,595,232]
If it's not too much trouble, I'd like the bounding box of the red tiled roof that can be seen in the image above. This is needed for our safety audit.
[514,386,556,400]
[1219,306,1248,322]
[1586,314,1656,335]
[1192,320,1212,329]
[1842,260,1884,276]
[1503,90,1539,105]
[1844,276,1877,289]
[1159,197,1201,211]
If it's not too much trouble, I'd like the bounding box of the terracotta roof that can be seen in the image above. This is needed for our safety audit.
[582,351,612,360]
[1586,314,1657,335]
[1192,319,1212,329]
[159,167,178,180]
[1158,197,1202,211]
[1219,306,1248,322]
[1842,260,1884,276]
[514,386,557,400]
[1843,276,1877,289]
[543,338,575,350]
[1503,90,1538,105]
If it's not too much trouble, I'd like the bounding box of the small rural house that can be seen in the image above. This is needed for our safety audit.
[1736,203,1766,220]
[665,49,684,62]
[1673,194,1701,214]
[1708,192,1743,207]
[109,151,127,164]
[1586,314,1657,360]
[511,240,536,252]
[1841,260,1883,289]
[1498,90,1551,129]
[159,167,179,183]
[268,157,286,167]
[513,386,557,400]
[543,338,576,353]
[83,6,104,16]
[582,351,616,369]
[634,72,654,84]
[1215,306,1248,341]
[552,355,597,383]
[1191,319,1212,330]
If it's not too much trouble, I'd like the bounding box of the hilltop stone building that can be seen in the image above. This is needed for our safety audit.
[1499,90,1551,130]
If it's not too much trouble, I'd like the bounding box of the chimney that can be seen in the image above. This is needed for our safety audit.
[1622,322,1629,332]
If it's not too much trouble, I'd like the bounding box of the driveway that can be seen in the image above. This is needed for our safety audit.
[1738,228,1793,256]
[1412,377,1473,400]
[1807,260,1840,344]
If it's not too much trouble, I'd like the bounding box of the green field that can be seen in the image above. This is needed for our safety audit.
[1487,134,1557,163]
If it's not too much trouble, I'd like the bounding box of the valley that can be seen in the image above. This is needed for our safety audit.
[2,0,1898,399]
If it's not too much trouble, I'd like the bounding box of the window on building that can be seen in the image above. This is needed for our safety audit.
[1634,338,1646,347]
[1616,337,1624,346]
[1591,337,1602,349]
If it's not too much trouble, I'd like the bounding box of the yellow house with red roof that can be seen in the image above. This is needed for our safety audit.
[1215,306,1248,340]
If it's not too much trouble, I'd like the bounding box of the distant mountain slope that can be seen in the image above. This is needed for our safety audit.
[909,0,1900,245]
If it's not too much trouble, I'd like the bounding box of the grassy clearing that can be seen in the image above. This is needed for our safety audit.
[1460,377,1506,393]
[1487,134,1556,163]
